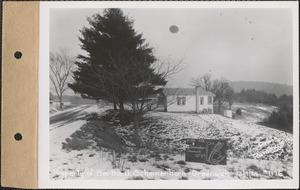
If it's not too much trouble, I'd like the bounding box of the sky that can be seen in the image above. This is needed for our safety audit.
[50,8,293,95]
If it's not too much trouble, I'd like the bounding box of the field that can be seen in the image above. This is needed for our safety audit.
[49,103,293,180]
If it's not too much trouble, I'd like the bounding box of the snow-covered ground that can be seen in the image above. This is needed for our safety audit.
[50,105,113,179]
[50,103,293,180]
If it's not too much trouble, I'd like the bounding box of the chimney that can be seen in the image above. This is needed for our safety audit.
[195,86,199,113]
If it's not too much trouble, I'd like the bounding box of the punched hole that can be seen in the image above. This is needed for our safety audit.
[14,133,22,141]
[14,51,22,59]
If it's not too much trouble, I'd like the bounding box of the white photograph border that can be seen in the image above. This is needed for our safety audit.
[39,1,299,189]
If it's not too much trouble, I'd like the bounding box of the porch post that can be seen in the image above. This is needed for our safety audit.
[212,96,214,114]
[196,86,199,113]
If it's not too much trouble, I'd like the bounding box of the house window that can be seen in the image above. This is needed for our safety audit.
[182,97,186,105]
[177,96,186,106]
[177,97,181,105]
[208,96,212,105]
[200,97,204,105]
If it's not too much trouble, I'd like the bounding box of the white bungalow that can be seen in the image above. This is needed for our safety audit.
[159,86,215,113]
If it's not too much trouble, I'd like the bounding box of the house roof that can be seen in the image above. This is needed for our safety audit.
[161,87,215,96]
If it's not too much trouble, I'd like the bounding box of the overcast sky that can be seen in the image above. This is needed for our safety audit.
[50,8,293,95]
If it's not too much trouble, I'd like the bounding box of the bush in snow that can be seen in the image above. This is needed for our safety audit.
[179,176,189,180]
[139,158,148,162]
[149,152,160,158]
[62,138,92,151]
[265,104,293,133]
[128,155,138,162]
[129,176,144,180]
[86,112,101,121]
[101,109,135,126]
[177,160,187,165]
[184,168,190,173]
[247,164,264,174]
[163,155,169,160]
[236,108,242,115]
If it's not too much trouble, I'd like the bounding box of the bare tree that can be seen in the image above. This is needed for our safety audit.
[191,73,234,114]
[50,48,75,109]
[190,73,213,91]
[212,78,233,114]
[225,87,235,109]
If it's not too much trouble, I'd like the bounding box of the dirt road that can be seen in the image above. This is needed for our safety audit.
[50,105,94,124]
[50,105,97,131]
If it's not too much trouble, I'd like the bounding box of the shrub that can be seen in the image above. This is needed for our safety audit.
[139,158,148,162]
[247,164,264,174]
[149,152,160,158]
[236,108,242,115]
[86,112,101,121]
[128,155,138,162]
[266,104,293,132]
[177,160,187,165]
[101,109,134,125]
[163,155,169,160]
[179,176,188,180]
[184,168,190,173]
[129,176,144,180]
[70,130,87,139]
[62,138,92,151]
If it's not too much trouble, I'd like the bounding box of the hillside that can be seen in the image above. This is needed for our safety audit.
[50,103,293,180]
[230,81,293,96]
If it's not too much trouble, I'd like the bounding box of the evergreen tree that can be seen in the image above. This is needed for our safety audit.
[69,9,158,125]
[69,9,176,147]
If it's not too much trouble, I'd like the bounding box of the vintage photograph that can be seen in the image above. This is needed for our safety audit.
[49,7,294,181]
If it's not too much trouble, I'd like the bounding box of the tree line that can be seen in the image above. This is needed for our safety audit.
[235,88,292,107]
[235,88,293,132]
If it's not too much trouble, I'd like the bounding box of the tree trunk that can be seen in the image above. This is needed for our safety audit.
[113,102,117,110]
[164,97,167,112]
[59,96,63,110]
[229,102,233,110]
[218,102,222,114]
[119,101,125,126]
[133,114,141,149]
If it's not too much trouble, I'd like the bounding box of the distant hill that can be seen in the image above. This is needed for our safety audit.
[230,81,293,97]
[51,94,97,105]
